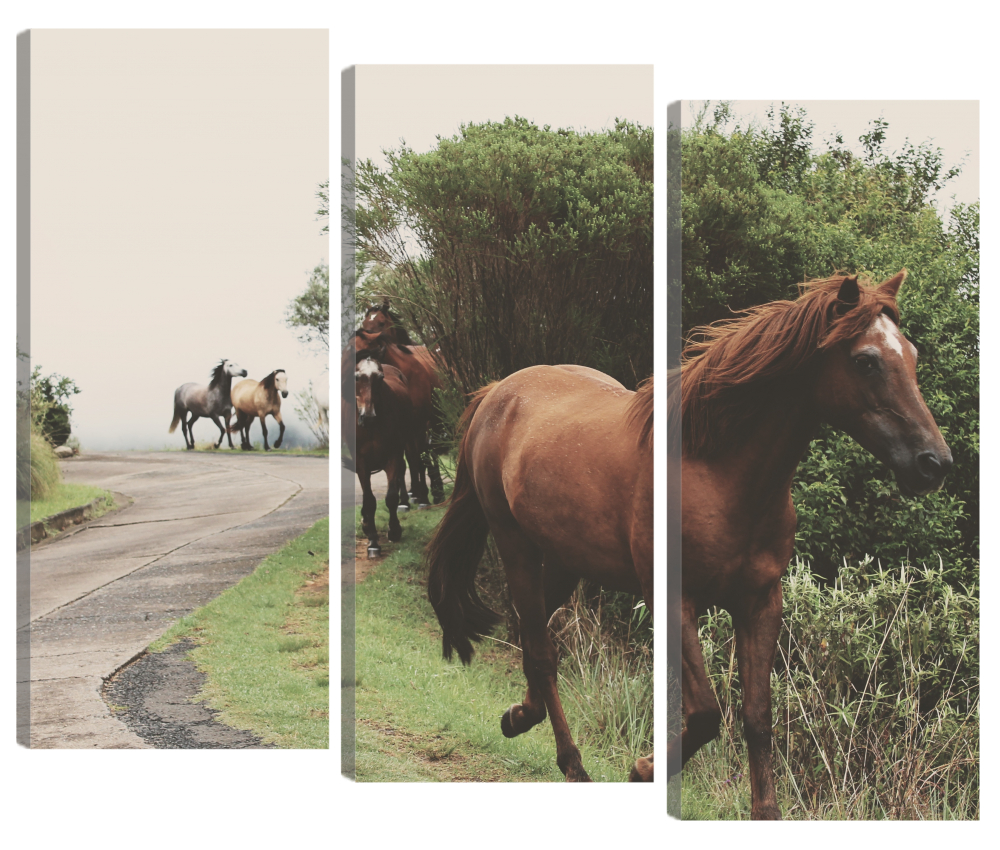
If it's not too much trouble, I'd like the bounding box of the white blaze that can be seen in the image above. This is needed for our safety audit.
[874,315,905,358]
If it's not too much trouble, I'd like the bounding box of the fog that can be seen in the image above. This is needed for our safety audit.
[29,30,329,451]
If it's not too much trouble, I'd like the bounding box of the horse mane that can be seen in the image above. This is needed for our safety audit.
[261,369,284,391]
[681,273,901,458]
[626,375,654,451]
[208,359,228,389]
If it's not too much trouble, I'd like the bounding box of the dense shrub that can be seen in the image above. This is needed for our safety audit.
[355,116,653,402]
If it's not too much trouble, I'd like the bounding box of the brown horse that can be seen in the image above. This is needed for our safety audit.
[427,364,654,782]
[230,369,288,451]
[672,271,952,818]
[354,329,445,505]
[360,298,415,345]
[345,356,413,555]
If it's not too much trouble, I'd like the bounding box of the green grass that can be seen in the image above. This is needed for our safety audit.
[152,518,330,749]
[354,496,649,782]
[161,440,329,456]
[21,483,115,527]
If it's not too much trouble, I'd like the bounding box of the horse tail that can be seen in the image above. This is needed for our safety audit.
[425,383,501,665]
[169,402,182,433]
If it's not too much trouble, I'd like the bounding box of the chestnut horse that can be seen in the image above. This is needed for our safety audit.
[344,356,413,555]
[354,329,445,505]
[230,369,289,451]
[427,365,654,782]
[360,298,415,345]
[672,271,952,818]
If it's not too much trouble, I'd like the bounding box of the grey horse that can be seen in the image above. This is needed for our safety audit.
[169,359,248,449]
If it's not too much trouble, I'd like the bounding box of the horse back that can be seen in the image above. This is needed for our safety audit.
[466,366,649,593]
[230,378,258,412]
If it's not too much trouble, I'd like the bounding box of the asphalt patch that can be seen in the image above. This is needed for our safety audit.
[103,639,274,749]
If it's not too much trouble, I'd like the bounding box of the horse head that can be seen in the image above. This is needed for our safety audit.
[274,369,289,399]
[354,357,383,428]
[362,299,393,336]
[813,271,952,496]
[224,359,248,379]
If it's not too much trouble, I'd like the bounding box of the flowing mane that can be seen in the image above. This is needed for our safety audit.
[208,359,229,390]
[681,274,901,458]
[626,375,654,451]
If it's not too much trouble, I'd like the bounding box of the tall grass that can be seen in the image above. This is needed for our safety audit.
[27,430,62,501]
[552,591,653,774]
[683,556,979,819]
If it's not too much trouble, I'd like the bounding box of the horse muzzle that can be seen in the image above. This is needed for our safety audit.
[895,446,953,497]
[358,410,375,428]
[281,391,288,398]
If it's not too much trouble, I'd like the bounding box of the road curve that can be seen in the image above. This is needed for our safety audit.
[18,450,328,749]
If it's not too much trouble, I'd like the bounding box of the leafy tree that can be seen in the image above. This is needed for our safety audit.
[286,263,330,352]
[30,365,80,447]
[683,105,978,584]
[355,116,653,395]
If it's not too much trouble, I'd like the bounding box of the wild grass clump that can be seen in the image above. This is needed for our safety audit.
[686,556,979,819]
[27,430,62,501]
[552,589,653,776]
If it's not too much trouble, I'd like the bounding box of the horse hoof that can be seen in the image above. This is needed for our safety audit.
[417,502,431,509]
[397,504,409,513]
[629,757,654,782]
[388,528,402,542]
[367,545,381,559]
[501,706,518,738]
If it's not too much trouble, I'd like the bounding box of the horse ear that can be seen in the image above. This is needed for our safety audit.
[879,269,907,300]
[381,297,391,312]
[837,275,860,309]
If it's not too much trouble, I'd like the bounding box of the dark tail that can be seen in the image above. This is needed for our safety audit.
[425,384,501,665]
[169,407,182,434]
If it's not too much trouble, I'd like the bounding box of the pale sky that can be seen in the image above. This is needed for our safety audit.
[30,30,329,450]
[693,100,979,213]
[356,65,653,167]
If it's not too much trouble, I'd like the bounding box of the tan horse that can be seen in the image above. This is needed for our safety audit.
[230,369,288,451]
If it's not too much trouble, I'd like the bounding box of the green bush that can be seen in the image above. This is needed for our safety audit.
[355,116,653,406]
[695,558,978,818]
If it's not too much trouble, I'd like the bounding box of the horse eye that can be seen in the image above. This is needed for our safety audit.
[854,354,876,374]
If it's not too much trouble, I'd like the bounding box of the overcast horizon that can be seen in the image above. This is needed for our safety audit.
[30,30,329,451]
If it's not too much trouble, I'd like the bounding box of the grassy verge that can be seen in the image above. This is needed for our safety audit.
[20,483,115,527]
[152,517,330,748]
[161,440,329,456]
[354,495,651,782]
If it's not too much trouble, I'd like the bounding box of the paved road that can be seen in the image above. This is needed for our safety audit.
[17,450,328,749]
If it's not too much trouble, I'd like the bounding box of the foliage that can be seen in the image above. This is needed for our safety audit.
[292,379,330,449]
[286,263,330,352]
[687,558,978,819]
[23,430,62,502]
[29,365,80,447]
[682,103,979,584]
[355,117,653,405]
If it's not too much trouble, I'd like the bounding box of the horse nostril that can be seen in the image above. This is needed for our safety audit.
[916,450,950,482]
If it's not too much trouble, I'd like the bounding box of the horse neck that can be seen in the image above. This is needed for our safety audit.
[208,374,234,407]
[713,388,818,506]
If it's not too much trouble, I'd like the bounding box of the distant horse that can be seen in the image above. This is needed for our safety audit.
[427,365,654,782]
[230,370,288,451]
[672,271,951,819]
[345,356,414,555]
[354,329,445,505]
[169,359,247,449]
[361,298,415,345]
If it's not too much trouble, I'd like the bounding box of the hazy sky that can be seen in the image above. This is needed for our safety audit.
[355,64,653,167]
[693,100,979,213]
[31,30,329,450]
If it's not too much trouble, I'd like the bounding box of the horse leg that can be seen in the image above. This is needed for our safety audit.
[272,411,284,449]
[496,532,590,782]
[357,458,379,556]
[501,563,579,741]
[666,596,723,777]
[409,427,431,507]
[210,414,225,449]
[426,449,445,505]
[733,580,784,820]
[223,410,235,449]
[258,414,269,451]
[185,414,200,449]
[384,452,405,543]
